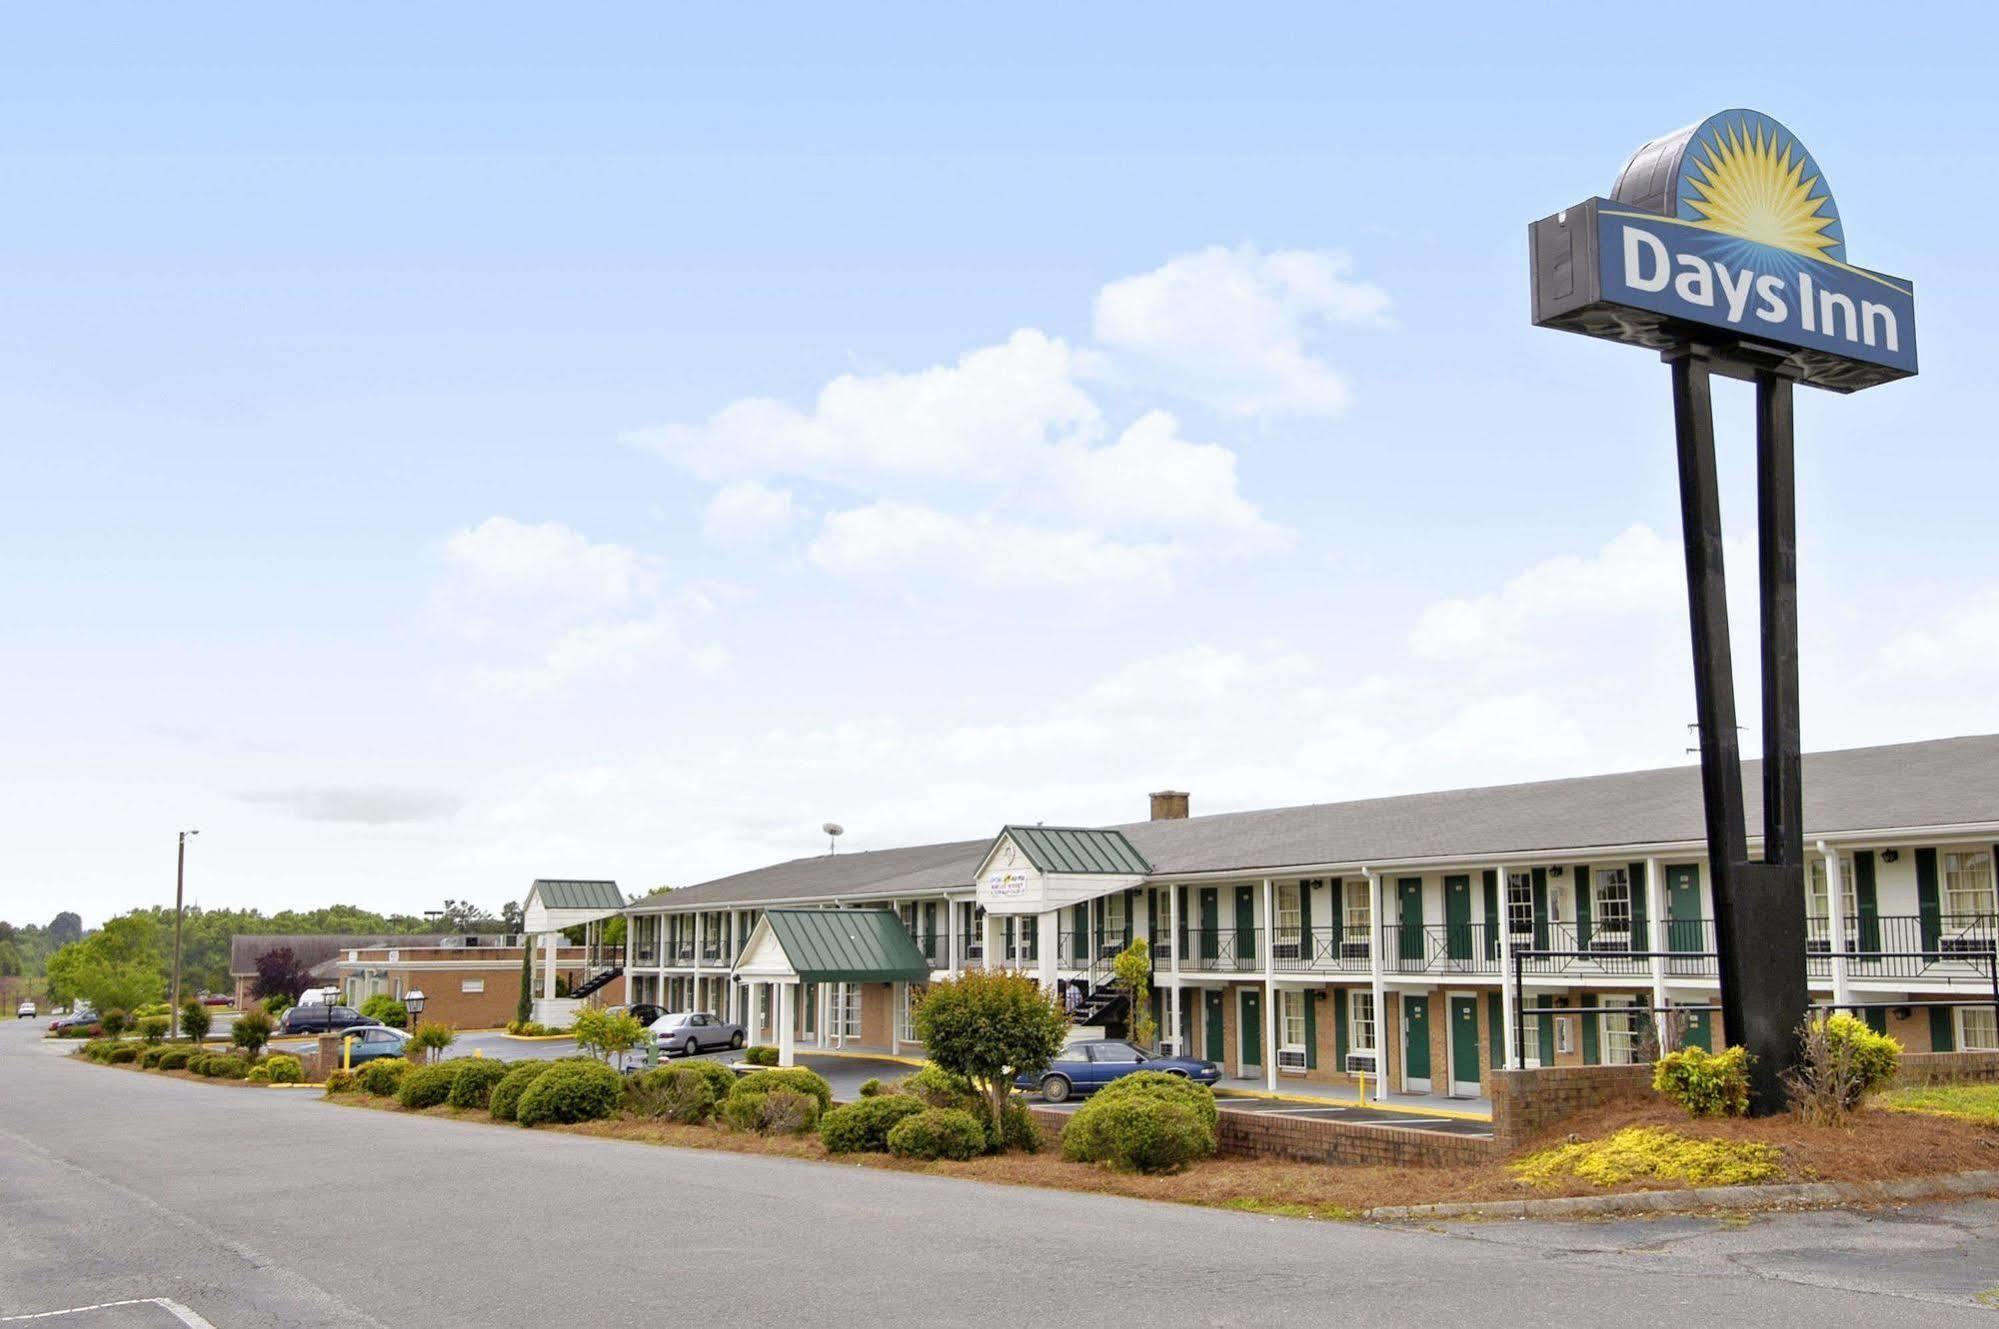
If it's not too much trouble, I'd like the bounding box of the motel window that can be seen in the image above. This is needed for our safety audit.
[836,985,862,1040]
[1343,880,1371,942]
[1961,1006,1999,1053]
[460,978,484,994]
[1278,990,1307,1071]
[1945,851,1997,920]
[1276,882,1303,944]
[1805,856,1859,939]
[1593,868,1632,936]
[1507,871,1534,939]
[1103,892,1127,944]
[1600,997,1641,1065]
[1349,991,1376,1055]
[897,986,924,1044]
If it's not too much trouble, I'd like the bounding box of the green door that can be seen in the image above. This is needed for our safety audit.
[1444,875,1472,962]
[1199,889,1219,962]
[1449,996,1480,1094]
[1403,994,1431,1086]
[1666,865,1701,952]
[1234,887,1256,969]
[1204,989,1224,1060]
[1682,1007,1712,1051]
[1240,989,1262,1067]
[1397,878,1425,963]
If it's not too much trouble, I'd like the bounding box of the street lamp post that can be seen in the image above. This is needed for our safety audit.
[404,989,427,1057]
[171,829,198,1036]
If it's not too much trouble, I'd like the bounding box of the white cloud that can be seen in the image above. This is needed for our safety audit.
[1875,591,1999,680]
[702,481,797,548]
[476,618,722,697]
[807,502,1174,586]
[1093,245,1389,417]
[444,516,658,606]
[1055,410,1289,549]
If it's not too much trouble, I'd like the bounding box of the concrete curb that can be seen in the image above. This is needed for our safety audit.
[1365,1168,1999,1221]
[498,1032,576,1042]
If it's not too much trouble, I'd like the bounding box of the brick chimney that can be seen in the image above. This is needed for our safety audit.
[1149,790,1189,821]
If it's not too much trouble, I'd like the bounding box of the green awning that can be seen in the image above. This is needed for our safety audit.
[763,909,934,983]
[1000,825,1151,875]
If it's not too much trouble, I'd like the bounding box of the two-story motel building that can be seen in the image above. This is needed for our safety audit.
[620,734,1999,1102]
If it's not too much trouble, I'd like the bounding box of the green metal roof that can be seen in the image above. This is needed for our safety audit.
[530,879,626,910]
[1001,826,1150,875]
[763,909,934,983]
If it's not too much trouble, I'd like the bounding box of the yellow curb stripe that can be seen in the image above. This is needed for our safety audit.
[801,1049,927,1067]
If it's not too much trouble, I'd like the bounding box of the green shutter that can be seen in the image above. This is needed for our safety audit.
[1931,1005,1957,1053]
[922,903,936,955]
[1487,991,1503,1069]
[1532,868,1550,950]
[1072,904,1087,961]
[1300,880,1315,962]
[1628,861,1648,949]
[1538,1005,1555,1064]
[1328,877,1343,948]
[1123,888,1136,950]
[1482,869,1500,962]
[1580,991,1600,1064]
[1235,886,1255,964]
[1864,1005,1888,1036]
[1574,865,1592,948]
[1303,990,1318,1069]
[1916,847,1942,957]
[1854,851,1881,952]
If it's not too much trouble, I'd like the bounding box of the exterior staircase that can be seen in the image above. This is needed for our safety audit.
[1072,980,1128,1030]
[569,964,623,1001]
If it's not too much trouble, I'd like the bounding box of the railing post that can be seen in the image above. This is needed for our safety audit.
[1498,865,1520,1069]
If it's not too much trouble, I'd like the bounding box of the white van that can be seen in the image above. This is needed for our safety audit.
[296,986,342,1007]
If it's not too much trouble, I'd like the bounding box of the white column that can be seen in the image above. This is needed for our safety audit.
[542,931,557,1000]
[1366,869,1387,1103]
[889,982,902,1056]
[1168,886,1182,981]
[1821,840,1854,1012]
[982,911,1003,974]
[834,982,846,1050]
[1262,877,1278,1093]
[1037,909,1059,993]
[1646,856,1669,1051]
[945,900,959,976]
[1497,864,1520,1070]
[777,980,796,1067]
[1166,982,1180,1056]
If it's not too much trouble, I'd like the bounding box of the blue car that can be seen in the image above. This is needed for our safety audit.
[1017,1039,1220,1103]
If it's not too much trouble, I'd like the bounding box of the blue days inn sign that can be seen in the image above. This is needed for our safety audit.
[1531,109,1916,391]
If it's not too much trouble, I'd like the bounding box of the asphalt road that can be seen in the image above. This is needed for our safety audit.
[6,1021,1999,1327]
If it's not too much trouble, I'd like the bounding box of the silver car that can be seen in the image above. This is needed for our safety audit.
[648,1010,745,1056]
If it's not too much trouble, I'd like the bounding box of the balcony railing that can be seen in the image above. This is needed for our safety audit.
[1380,922,1504,975]
[1181,926,1261,974]
[1268,926,1373,974]
[1803,913,1997,981]
[900,927,947,968]
[1056,927,1131,967]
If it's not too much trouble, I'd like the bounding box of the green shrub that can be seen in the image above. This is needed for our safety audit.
[1786,1013,1903,1123]
[138,1046,165,1069]
[858,1077,885,1097]
[100,1009,129,1037]
[1062,1095,1210,1174]
[626,1063,728,1123]
[184,1052,211,1075]
[820,1095,926,1153]
[1084,1071,1219,1134]
[262,1054,305,1085]
[447,1058,512,1110]
[77,1039,112,1061]
[721,1087,821,1134]
[134,1001,171,1018]
[731,1067,832,1113]
[406,1022,457,1064]
[489,1060,554,1122]
[515,1059,624,1127]
[230,1009,274,1061]
[156,1047,191,1071]
[106,1045,140,1064]
[886,1107,987,1161]
[323,1068,358,1094]
[262,993,294,1017]
[989,1096,1043,1154]
[399,1062,463,1109]
[202,1056,249,1080]
[361,994,408,1029]
[1654,1045,1752,1117]
[897,1064,980,1112]
[247,1063,272,1083]
[178,1000,211,1043]
[358,1057,411,1097]
[745,1045,780,1067]
[136,1016,171,1045]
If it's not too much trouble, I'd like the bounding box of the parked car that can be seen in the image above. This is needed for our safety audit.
[49,1009,98,1034]
[277,1004,378,1036]
[647,1010,746,1056]
[609,1003,663,1029]
[200,993,232,1006]
[1017,1039,1221,1103]
[334,1025,411,1066]
[16,1001,36,1019]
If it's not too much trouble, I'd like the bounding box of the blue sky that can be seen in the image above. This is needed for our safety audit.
[6,6,1997,925]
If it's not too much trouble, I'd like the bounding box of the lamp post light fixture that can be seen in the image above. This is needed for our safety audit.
[403,989,426,1032]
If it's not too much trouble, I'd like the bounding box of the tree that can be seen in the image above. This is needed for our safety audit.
[1113,937,1157,1050]
[0,940,21,977]
[406,1022,457,1065]
[45,914,165,1012]
[514,941,533,1027]
[231,1009,273,1060]
[912,971,1070,1138]
[47,912,83,948]
[179,998,212,1043]
[252,946,312,1002]
[438,899,495,931]
[574,1007,646,1066]
[500,900,524,934]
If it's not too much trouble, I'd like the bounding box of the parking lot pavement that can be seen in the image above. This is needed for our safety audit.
[0,1298,217,1327]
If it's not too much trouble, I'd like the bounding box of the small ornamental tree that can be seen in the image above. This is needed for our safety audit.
[406,1022,458,1065]
[574,1007,647,1066]
[231,1008,274,1061]
[1113,937,1156,1050]
[911,971,1069,1140]
[179,998,211,1043]
[252,947,313,1003]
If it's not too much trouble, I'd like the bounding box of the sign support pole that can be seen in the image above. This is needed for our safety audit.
[1667,347,1812,1115]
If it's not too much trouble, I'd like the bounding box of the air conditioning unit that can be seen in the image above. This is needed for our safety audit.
[1340,941,1371,960]
[1345,1052,1377,1075]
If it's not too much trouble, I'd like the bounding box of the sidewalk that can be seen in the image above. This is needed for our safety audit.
[1213,1072,1492,1121]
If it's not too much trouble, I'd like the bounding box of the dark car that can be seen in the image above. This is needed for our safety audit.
[608,1003,663,1029]
[277,1004,378,1036]
[49,1009,99,1035]
[647,1011,745,1056]
[1016,1039,1221,1103]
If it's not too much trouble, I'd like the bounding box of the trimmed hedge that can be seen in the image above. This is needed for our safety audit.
[744,1045,780,1066]
[398,1062,463,1109]
[262,1054,305,1085]
[323,1068,358,1094]
[447,1058,512,1110]
[730,1067,832,1112]
[156,1047,192,1071]
[515,1059,624,1127]
[489,1060,554,1122]
[358,1057,411,1097]
[1061,1072,1218,1174]
[626,1062,731,1123]
[886,1107,987,1161]
[819,1095,926,1153]
[722,1087,820,1134]
[107,1045,140,1064]
[139,1046,166,1069]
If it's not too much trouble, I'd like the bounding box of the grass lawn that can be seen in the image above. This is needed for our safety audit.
[1881,1083,1999,1123]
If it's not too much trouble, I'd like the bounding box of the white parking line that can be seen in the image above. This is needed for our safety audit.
[0,1299,216,1327]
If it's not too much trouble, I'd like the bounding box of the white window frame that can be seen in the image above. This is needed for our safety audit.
[1103,892,1127,943]
[1343,879,1371,952]
[1349,990,1376,1056]
[1506,870,1534,940]
[1945,850,1996,920]
[897,985,923,1044]
[1960,1005,1999,1052]
[835,984,862,1040]
[1276,882,1303,941]
[1806,855,1858,942]
[1600,996,1641,1066]
[460,978,484,994]
[1277,990,1307,1071]
[1593,867,1633,938]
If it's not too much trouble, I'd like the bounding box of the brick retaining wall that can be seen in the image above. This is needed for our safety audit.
[1028,1105,1492,1169]
[1489,1064,1654,1150]
[1896,1050,1999,1087]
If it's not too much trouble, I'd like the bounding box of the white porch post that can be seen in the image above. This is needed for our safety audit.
[889,982,902,1056]
[834,982,846,1050]
[945,900,959,976]
[777,980,797,1067]
[1645,856,1670,1051]
[1262,877,1278,1093]
[542,930,557,1000]
[1366,869,1387,1103]
[1498,864,1520,1070]
[982,911,1003,974]
[1037,909,1059,993]
[1821,840,1853,1012]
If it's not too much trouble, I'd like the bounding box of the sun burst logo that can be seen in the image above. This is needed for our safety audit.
[1678,112,1845,263]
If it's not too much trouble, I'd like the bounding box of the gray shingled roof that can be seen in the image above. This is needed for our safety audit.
[631,734,1999,910]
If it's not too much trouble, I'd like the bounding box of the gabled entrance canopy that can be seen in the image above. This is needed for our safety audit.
[735,908,933,984]
[973,826,1150,915]
[521,879,625,935]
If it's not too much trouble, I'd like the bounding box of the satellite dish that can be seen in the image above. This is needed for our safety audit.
[823,822,844,854]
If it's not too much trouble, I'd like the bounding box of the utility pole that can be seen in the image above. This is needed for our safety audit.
[171,829,197,1034]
